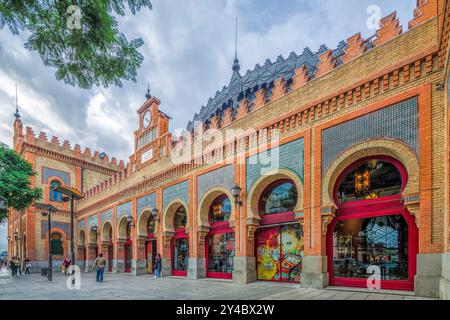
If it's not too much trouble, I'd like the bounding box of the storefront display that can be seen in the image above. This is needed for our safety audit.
[256,224,303,282]
[328,156,417,291]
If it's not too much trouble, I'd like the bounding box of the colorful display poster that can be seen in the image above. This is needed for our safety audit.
[256,224,304,282]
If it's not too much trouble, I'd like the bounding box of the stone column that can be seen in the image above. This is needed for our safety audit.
[101,242,110,272]
[115,239,125,273]
[188,227,208,279]
[134,236,148,276]
[161,232,174,276]
[300,208,333,289]
[76,245,86,270]
[233,221,258,284]
[86,244,98,272]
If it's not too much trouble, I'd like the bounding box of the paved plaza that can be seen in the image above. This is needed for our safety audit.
[0,267,433,300]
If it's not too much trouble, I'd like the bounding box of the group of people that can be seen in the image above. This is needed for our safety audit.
[7,256,32,276]
[4,252,164,282]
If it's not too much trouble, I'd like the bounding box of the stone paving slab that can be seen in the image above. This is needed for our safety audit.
[0,271,435,300]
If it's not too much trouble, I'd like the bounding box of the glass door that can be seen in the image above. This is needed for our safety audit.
[256,226,281,281]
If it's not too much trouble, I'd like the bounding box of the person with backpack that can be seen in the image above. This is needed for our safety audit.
[153,253,162,278]
[92,253,107,283]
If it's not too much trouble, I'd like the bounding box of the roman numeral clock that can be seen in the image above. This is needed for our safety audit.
[130,93,172,172]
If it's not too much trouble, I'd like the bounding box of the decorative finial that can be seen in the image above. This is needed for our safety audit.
[232,17,240,73]
[14,83,20,119]
[145,82,152,100]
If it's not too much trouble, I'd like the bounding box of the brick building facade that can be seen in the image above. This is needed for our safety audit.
[7,0,450,298]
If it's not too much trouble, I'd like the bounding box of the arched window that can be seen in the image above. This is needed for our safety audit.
[259,180,298,215]
[147,215,155,235]
[50,180,63,202]
[174,206,187,230]
[50,232,63,256]
[336,159,402,204]
[209,195,231,224]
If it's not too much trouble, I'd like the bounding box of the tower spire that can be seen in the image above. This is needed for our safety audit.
[145,82,152,100]
[14,83,20,119]
[232,17,240,73]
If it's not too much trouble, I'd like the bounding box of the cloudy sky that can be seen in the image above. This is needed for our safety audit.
[0,0,416,251]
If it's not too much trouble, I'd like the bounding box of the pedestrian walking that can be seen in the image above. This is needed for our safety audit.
[9,257,16,277]
[16,257,22,275]
[92,253,106,283]
[154,253,162,278]
[13,256,21,276]
[24,258,32,274]
[62,256,71,276]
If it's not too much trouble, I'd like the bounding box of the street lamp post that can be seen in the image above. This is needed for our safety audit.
[33,203,58,281]
[52,187,83,275]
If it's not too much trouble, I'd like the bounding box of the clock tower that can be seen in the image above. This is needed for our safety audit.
[130,87,172,172]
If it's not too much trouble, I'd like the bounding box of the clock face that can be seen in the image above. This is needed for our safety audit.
[143,111,151,128]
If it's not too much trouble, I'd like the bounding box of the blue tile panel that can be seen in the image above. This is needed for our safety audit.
[101,208,113,225]
[78,219,85,231]
[88,214,98,228]
[137,193,156,215]
[117,201,132,220]
[42,167,70,185]
[163,180,190,212]
[246,138,304,193]
[197,165,235,203]
[41,221,71,239]
[321,97,418,175]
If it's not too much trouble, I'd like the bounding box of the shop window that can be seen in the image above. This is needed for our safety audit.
[337,159,402,204]
[259,180,297,215]
[209,195,231,224]
[174,206,187,230]
[147,215,155,235]
[173,238,189,271]
[208,233,235,273]
[50,232,63,256]
[50,180,63,202]
[332,214,408,280]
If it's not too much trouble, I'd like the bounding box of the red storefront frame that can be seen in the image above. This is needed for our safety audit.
[326,156,418,291]
[171,228,188,277]
[206,221,234,279]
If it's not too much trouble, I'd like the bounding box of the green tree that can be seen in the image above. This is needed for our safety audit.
[0,0,152,89]
[0,144,42,224]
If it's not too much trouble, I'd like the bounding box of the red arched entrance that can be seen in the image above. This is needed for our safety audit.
[206,194,235,279]
[326,156,418,291]
[171,205,188,276]
[255,180,304,283]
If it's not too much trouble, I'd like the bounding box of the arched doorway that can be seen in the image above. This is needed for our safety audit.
[88,226,99,262]
[206,194,235,279]
[255,180,304,283]
[327,156,418,291]
[171,205,188,276]
[124,222,132,273]
[144,213,157,274]
[101,222,113,272]
[78,229,86,271]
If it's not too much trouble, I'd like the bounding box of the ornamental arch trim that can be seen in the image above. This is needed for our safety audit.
[197,186,236,229]
[321,139,420,210]
[163,199,189,233]
[246,168,304,224]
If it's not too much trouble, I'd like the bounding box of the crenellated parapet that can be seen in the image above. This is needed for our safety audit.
[21,126,124,175]
[374,12,403,47]
[409,0,439,29]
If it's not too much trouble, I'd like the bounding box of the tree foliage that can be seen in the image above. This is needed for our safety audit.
[0,144,42,224]
[0,0,152,89]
